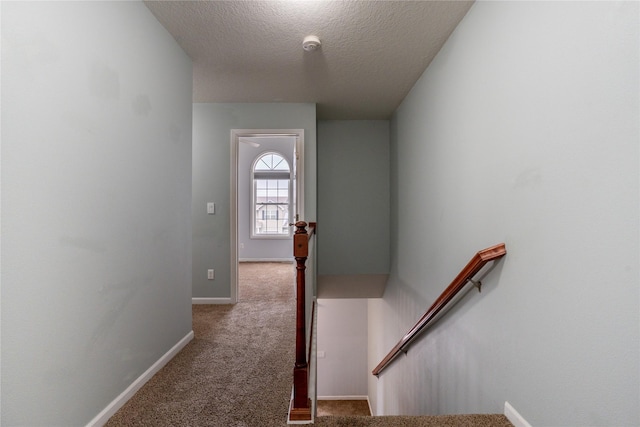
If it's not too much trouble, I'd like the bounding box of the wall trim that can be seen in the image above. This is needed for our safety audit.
[231,129,305,306]
[86,331,194,427]
[192,297,233,305]
[504,401,532,427]
[239,258,293,263]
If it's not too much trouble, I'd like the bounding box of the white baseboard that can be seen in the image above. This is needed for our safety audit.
[192,297,233,304]
[86,331,194,427]
[317,395,369,400]
[239,258,293,263]
[504,401,532,427]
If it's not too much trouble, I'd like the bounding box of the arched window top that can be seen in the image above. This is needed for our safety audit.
[254,152,290,172]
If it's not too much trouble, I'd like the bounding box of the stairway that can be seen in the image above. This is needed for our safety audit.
[315,414,513,426]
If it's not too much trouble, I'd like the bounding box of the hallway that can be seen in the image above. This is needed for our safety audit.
[106,263,296,426]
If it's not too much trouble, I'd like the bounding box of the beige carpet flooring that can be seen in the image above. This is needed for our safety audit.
[106,262,512,426]
[106,262,296,426]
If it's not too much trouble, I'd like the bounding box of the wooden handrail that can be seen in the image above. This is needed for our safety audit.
[289,221,316,421]
[372,243,507,376]
[308,222,317,238]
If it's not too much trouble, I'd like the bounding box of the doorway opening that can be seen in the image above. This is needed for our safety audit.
[230,129,304,303]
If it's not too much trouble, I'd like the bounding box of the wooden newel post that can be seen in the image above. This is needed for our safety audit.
[291,221,311,420]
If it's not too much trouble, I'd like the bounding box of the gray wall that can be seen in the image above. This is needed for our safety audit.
[192,103,316,298]
[317,121,390,297]
[238,137,295,261]
[369,2,639,426]
[1,2,193,425]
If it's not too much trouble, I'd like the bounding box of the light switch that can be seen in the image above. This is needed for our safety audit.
[207,202,215,214]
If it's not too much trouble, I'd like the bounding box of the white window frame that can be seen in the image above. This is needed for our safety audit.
[250,151,292,239]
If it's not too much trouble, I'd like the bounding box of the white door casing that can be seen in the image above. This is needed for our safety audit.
[230,129,304,303]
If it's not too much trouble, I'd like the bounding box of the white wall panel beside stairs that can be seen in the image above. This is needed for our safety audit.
[316,299,368,397]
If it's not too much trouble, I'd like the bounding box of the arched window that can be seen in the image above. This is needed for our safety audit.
[252,152,291,237]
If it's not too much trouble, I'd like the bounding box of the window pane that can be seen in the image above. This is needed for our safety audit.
[253,153,291,236]
[273,157,288,170]
[255,153,289,172]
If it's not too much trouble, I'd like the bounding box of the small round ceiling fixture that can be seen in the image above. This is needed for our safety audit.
[302,35,321,52]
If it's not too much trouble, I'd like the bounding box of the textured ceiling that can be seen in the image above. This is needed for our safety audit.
[144,1,474,119]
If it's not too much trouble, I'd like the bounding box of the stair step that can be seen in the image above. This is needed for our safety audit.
[315,414,513,426]
[317,399,371,416]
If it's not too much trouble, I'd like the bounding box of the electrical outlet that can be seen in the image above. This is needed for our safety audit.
[207,202,215,214]
[317,350,326,358]
[240,243,244,249]
[207,269,215,280]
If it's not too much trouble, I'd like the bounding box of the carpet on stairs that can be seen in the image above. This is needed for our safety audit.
[315,414,513,427]
[317,400,372,416]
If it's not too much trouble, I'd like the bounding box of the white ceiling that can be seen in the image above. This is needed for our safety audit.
[144,1,474,120]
